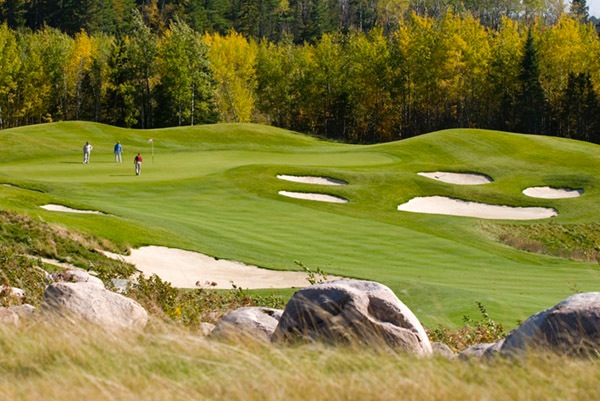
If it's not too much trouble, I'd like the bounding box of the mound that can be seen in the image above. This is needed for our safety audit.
[418,172,493,185]
[397,196,557,220]
[277,175,347,186]
[278,191,348,203]
[522,187,583,199]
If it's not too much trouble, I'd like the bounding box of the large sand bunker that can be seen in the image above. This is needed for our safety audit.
[103,246,328,289]
[523,186,583,199]
[278,191,348,203]
[277,174,347,186]
[41,204,105,214]
[397,196,557,220]
[418,171,493,185]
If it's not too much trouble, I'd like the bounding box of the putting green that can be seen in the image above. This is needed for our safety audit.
[1,121,600,328]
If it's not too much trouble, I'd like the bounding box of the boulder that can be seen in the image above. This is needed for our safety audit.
[198,322,216,336]
[273,279,432,355]
[43,282,148,331]
[9,304,36,320]
[49,269,104,288]
[211,307,283,342]
[0,286,25,299]
[458,342,497,360]
[0,307,19,326]
[500,292,600,356]
[431,342,456,359]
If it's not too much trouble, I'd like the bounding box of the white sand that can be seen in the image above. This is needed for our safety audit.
[418,171,493,185]
[523,186,583,199]
[277,174,347,186]
[397,196,557,220]
[40,204,105,214]
[278,191,348,203]
[102,246,325,289]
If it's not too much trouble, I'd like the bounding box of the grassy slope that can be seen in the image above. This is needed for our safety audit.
[1,121,599,328]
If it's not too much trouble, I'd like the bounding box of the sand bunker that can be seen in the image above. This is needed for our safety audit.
[523,187,583,199]
[277,174,347,186]
[102,246,330,289]
[41,204,105,214]
[279,191,348,203]
[397,196,557,220]
[418,172,493,185]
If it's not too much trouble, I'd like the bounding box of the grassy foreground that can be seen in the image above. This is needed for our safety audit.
[0,321,598,401]
[1,122,600,328]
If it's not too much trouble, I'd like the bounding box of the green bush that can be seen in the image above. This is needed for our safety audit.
[428,302,507,352]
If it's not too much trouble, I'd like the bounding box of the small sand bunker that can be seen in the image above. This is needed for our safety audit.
[103,246,334,289]
[523,187,583,199]
[277,174,347,186]
[279,191,348,203]
[418,172,493,185]
[41,204,105,214]
[397,196,557,220]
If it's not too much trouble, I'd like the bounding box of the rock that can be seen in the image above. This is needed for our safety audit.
[49,269,104,288]
[43,282,148,331]
[0,286,25,299]
[198,322,216,336]
[458,343,497,360]
[0,307,19,326]
[9,304,36,320]
[211,307,283,342]
[273,279,432,355]
[432,342,456,359]
[500,292,600,356]
[483,339,505,359]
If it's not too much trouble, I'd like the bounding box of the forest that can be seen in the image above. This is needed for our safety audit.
[0,0,598,143]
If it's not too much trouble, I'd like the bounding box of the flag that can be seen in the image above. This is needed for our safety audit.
[148,138,153,143]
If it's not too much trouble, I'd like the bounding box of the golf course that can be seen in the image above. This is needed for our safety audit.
[1,120,599,329]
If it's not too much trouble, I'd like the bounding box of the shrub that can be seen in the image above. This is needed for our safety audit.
[126,274,286,329]
[428,301,506,352]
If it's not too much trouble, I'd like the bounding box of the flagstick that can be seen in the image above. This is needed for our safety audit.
[152,140,154,164]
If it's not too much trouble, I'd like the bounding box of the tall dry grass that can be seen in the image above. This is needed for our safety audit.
[0,318,598,401]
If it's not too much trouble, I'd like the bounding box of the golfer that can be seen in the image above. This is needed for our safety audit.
[83,142,93,164]
[114,141,123,163]
[134,153,142,175]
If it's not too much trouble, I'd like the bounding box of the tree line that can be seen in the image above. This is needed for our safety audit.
[0,7,600,143]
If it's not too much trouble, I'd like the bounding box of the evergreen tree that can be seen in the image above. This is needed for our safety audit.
[514,28,547,135]
[560,72,600,142]
[570,0,589,23]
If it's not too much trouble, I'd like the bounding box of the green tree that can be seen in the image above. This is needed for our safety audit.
[346,29,398,142]
[560,72,600,142]
[570,0,589,23]
[155,18,217,127]
[514,28,547,134]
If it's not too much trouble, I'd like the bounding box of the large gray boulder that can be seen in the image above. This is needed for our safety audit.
[273,279,432,355]
[501,292,600,356]
[43,282,148,331]
[211,307,283,342]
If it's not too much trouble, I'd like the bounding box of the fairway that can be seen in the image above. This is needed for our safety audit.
[1,121,600,329]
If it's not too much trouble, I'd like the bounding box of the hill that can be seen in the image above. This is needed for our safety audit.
[1,121,599,328]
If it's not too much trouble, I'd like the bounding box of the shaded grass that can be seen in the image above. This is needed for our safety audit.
[0,320,598,401]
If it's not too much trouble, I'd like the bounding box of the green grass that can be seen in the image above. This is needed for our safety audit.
[1,121,600,329]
